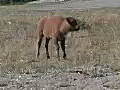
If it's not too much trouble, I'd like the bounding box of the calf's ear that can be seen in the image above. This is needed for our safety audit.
[66,17,77,26]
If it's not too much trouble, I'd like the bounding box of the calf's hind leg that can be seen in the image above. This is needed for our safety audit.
[45,38,50,59]
[37,34,44,58]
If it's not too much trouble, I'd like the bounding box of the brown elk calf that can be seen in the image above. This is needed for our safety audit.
[37,16,80,60]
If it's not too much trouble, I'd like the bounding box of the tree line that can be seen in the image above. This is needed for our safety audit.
[0,0,37,5]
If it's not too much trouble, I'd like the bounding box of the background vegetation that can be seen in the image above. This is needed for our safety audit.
[0,0,37,5]
[0,5,120,74]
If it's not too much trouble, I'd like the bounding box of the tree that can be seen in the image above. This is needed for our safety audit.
[0,0,37,5]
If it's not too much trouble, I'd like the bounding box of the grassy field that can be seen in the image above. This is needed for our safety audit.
[0,5,120,74]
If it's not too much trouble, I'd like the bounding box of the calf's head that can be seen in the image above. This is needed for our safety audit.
[66,17,80,31]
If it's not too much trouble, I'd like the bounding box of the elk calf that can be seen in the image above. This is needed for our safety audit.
[37,16,80,60]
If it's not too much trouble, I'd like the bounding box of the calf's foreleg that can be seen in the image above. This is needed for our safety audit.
[60,38,66,59]
[54,38,60,60]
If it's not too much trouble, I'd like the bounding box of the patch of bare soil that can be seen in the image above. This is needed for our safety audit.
[0,65,120,90]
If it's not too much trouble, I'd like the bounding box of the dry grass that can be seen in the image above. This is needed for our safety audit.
[0,5,120,74]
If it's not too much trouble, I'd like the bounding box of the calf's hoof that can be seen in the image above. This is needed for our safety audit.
[63,55,67,60]
[36,55,39,59]
[47,56,50,59]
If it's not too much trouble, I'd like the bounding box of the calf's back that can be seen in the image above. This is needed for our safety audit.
[37,16,71,39]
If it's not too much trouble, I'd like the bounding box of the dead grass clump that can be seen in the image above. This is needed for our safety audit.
[92,13,120,25]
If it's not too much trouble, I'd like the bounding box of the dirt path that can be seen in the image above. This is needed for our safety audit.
[28,0,120,11]
[0,72,120,90]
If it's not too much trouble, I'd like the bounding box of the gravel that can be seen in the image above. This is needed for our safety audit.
[0,65,120,90]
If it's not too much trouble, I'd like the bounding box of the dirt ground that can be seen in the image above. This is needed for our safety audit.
[28,0,120,11]
[0,66,120,90]
[0,2,120,90]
